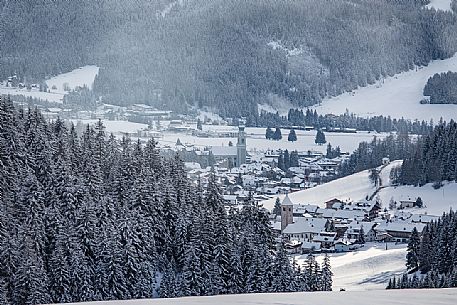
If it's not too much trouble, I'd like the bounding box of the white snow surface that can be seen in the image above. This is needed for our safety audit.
[302,242,407,291]
[0,65,99,103]
[162,126,390,154]
[313,54,457,122]
[377,181,457,216]
[65,288,457,305]
[73,120,148,134]
[426,0,453,11]
[0,87,65,103]
[46,65,99,94]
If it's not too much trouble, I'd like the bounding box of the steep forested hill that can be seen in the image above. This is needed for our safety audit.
[1,0,456,120]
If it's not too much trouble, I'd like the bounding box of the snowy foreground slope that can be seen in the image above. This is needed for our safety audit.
[312,53,457,122]
[67,289,457,305]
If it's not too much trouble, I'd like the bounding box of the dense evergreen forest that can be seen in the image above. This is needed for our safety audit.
[397,120,457,186]
[423,71,457,104]
[0,96,332,304]
[1,0,457,119]
[387,210,457,289]
[338,132,414,177]
[336,119,457,189]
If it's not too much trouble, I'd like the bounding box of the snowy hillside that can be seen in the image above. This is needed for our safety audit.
[0,65,99,103]
[261,160,457,215]
[261,161,402,211]
[377,181,457,216]
[312,54,457,122]
[67,288,457,305]
[46,65,99,94]
[426,0,453,11]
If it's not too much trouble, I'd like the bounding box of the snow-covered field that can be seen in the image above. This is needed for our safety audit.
[0,65,99,103]
[426,0,453,11]
[313,54,457,122]
[46,65,99,94]
[66,288,457,305]
[0,87,65,103]
[300,242,407,291]
[377,181,457,216]
[163,126,389,154]
[73,120,390,154]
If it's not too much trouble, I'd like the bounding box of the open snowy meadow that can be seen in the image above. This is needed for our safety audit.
[0,65,99,103]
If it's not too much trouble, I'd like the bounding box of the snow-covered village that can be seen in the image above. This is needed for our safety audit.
[2,1,457,305]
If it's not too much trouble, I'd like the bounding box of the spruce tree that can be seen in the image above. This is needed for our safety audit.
[288,129,297,142]
[406,227,420,272]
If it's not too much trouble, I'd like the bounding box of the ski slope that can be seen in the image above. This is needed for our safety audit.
[426,0,453,11]
[66,288,457,305]
[46,65,99,94]
[313,54,457,122]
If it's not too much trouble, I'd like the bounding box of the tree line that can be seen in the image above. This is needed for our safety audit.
[396,120,457,187]
[0,96,332,304]
[258,109,434,135]
[423,71,457,104]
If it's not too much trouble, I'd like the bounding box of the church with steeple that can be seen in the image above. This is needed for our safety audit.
[209,118,247,168]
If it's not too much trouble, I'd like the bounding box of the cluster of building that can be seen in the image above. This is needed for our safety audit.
[274,195,437,254]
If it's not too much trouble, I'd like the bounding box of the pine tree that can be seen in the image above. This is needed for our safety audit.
[288,129,297,142]
[406,227,420,272]
[273,128,282,140]
[265,127,274,140]
[271,243,295,292]
[273,197,281,216]
[315,129,326,145]
[321,254,333,291]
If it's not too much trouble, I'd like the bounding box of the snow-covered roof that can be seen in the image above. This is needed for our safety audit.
[313,232,337,243]
[281,194,293,206]
[376,221,426,234]
[410,214,439,223]
[211,146,237,156]
[283,218,325,235]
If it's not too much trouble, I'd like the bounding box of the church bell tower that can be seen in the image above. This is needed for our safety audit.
[236,118,246,167]
[281,193,294,232]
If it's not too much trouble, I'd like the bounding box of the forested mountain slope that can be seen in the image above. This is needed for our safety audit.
[1,0,456,120]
